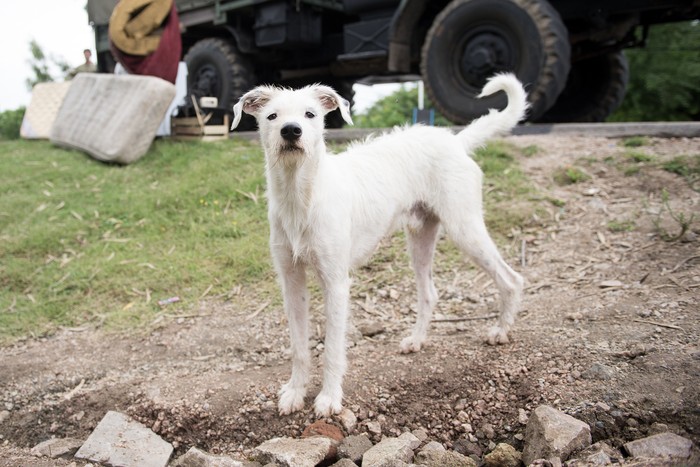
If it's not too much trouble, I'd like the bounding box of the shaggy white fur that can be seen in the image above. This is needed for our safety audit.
[232,74,527,416]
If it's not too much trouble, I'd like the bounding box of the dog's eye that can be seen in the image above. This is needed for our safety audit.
[267,113,277,121]
[305,111,315,119]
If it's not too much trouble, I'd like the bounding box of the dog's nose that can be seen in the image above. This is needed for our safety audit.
[280,123,302,141]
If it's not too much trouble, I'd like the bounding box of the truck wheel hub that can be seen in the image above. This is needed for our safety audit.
[460,32,511,87]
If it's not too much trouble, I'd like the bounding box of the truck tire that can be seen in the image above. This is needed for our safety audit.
[421,0,570,123]
[184,38,255,129]
[536,51,629,123]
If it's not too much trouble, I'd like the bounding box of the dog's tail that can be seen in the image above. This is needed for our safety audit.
[458,73,529,153]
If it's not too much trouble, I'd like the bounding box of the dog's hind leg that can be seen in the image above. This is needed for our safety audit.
[400,209,440,353]
[444,215,523,345]
[275,247,312,415]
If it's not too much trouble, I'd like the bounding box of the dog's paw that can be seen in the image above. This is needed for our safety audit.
[278,383,306,415]
[486,326,510,345]
[314,392,343,417]
[399,335,424,353]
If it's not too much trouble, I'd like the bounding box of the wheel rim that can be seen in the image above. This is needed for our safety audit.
[457,26,516,91]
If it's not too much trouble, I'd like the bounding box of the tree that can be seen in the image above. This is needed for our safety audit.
[609,21,700,121]
[25,39,70,91]
[354,85,454,128]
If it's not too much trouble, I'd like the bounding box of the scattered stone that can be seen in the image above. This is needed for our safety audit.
[582,362,616,381]
[366,420,382,435]
[420,441,445,452]
[414,449,477,467]
[302,419,344,459]
[338,434,373,464]
[518,408,529,425]
[623,432,693,459]
[522,405,592,465]
[565,441,621,466]
[452,438,482,458]
[31,438,83,459]
[412,428,429,444]
[362,436,414,467]
[171,447,245,467]
[0,410,10,424]
[358,323,385,337]
[254,437,332,467]
[74,411,173,467]
[338,408,357,432]
[647,422,669,436]
[330,459,359,467]
[599,280,623,288]
[398,431,421,450]
[483,443,521,467]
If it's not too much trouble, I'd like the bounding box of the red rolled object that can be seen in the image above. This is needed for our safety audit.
[110,2,182,84]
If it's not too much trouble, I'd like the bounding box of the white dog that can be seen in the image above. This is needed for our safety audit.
[231,74,527,417]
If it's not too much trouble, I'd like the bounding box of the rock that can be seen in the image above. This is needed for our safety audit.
[623,432,693,459]
[31,438,83,458]
[582,363,616,380]
[452,438,482,458]
[358,323,385,337]
[302,420,344,459]
[414,449,477,467]
[331,459,359,467]
[362,436,415,467]
[338,434,374,464]
[564,441,621,466]
[412,428,429,443]
[522,405,592,465]
[483,443,521,467]
[420,441,445,452]
[599,280,623,288]
[74,411,173,467]
[398,432,421,450]
[338,408,358,432]
[171,447,246,467]
[366,420,382,435]
[254,437,332,467]
[0,410,9,424]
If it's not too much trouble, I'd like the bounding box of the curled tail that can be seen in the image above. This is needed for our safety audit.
[459,73,529,153]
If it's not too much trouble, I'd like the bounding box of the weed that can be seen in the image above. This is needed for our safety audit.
[652,189,696,241]
[521,145,540,157]
[627,151,654,163]
[553,166,591,185]
[607,219,636,232]
[621,136,649,148]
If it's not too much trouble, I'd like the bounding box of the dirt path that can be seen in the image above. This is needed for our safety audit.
[1,135,698,465]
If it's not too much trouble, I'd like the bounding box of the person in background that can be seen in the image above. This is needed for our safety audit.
[67,49,97,78]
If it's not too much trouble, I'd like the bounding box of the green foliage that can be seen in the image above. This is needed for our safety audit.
[25,39,70,90]
[354,85,454,128]
[652,189,696,241]
[0,108,25,140]
[621,136,649,148]
[607,219,636,232]
[610,22,700,121]
[662,154,700,191]
[627,151,654,163]
[553,166,591,185]
[0,140,270,343]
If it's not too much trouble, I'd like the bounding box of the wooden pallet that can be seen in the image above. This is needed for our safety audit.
[170,96,229,141]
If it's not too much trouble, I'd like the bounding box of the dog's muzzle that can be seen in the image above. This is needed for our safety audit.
[281,123,302,141]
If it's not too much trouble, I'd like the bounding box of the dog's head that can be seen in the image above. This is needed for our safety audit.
[231,84,353,162]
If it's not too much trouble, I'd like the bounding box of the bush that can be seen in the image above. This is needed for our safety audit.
[0,107,25,140]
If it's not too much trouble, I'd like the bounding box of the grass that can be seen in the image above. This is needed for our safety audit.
[621,136,649,148]
[553,166,591,185]
[0,138,537,344]
[662,155,700,191]
[0,139,269,343]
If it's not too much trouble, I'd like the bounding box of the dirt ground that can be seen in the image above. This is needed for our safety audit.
[1,134,699,466]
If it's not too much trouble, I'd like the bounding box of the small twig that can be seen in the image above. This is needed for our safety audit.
[670,255,700,273]
[64,379,85,400]
[521,239,527,268]
[632,318,684,331]
[433,313,497,323]
[246,300,270,321]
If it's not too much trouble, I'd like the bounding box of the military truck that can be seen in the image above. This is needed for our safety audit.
[87,0,700,125]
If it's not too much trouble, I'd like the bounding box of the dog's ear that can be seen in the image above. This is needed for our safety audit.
[312,85,354,126]
[231,86,275,130]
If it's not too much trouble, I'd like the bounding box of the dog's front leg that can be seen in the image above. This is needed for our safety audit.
[275,246,311,415]
[314,268,351,417]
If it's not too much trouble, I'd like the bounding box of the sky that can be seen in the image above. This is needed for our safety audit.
[0,1,399,113]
